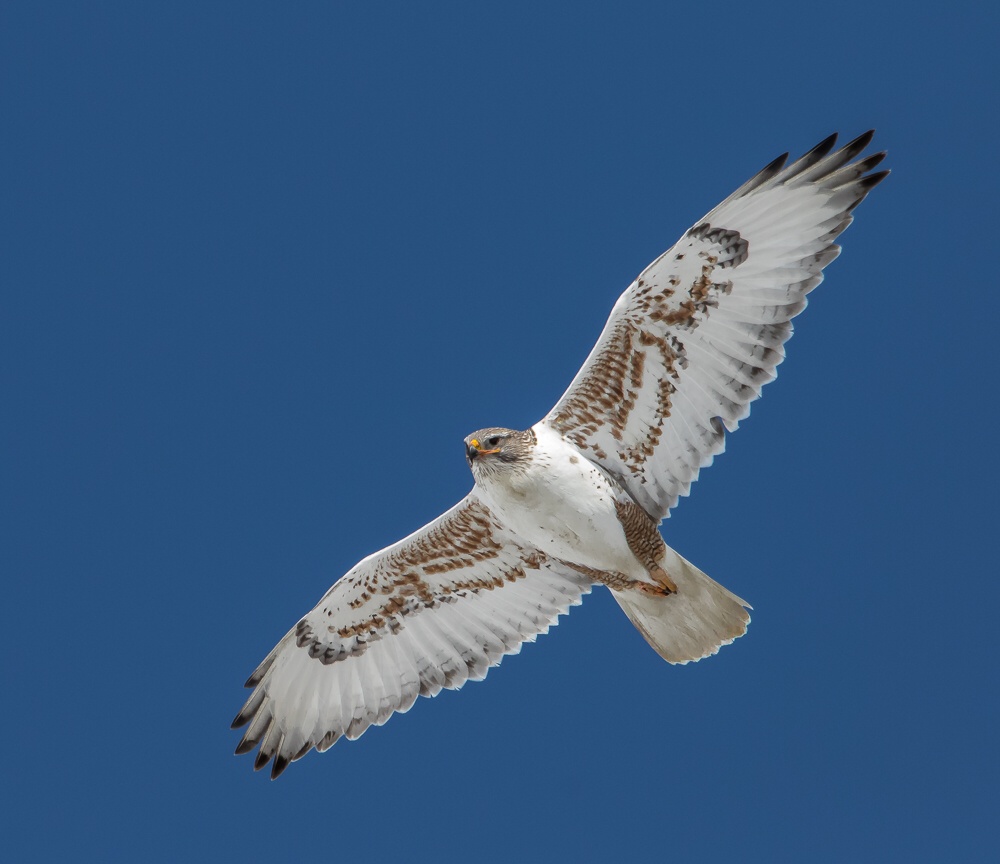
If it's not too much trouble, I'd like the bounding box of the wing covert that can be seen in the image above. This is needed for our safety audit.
[544,131,888,519]
[232,493,591,778]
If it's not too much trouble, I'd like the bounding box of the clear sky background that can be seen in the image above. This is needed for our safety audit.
[3,2,998,862]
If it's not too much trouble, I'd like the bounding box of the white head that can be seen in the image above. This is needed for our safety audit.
[464,427,536,482]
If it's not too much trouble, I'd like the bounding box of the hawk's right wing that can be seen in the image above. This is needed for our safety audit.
[232,493,591,778]
[544,132,888,519]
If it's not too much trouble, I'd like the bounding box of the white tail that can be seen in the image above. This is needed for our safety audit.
[612,544,751,664]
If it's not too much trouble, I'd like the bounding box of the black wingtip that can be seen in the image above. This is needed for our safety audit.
[762,151,789,177]
[234,736,257,756]
[780,133,841,182]
[859,169,890,190]
[852,129,876,147]
[253,749,271,772]
[857,151,887,172]
[231,703,255,729]
[844,168,890,212]
[270,754,290,780]
[809,132,839,160]
[840,129,876,161]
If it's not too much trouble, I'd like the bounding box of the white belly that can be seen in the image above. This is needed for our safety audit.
[476,424,645,578]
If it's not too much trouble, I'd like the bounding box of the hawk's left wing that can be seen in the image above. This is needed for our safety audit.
[544,131,888,519]
[232,493,591,778]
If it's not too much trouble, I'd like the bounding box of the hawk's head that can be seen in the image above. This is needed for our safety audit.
[464,427,536,479]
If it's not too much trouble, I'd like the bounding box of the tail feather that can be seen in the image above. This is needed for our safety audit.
[612,544,750,664]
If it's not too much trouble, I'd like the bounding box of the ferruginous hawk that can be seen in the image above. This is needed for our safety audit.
[233,131,888,778]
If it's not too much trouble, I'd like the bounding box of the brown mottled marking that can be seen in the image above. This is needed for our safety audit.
[654,299,697,326]
[559,559,671,596]
[521,550,547,570]
[385,569,435,605]
[614,498,676,593]
[550,319,641,444]
[296,618,372,663]
[628,347,645,394]
[550,222,742,469]
[423,556,487,575]
[386,503,504,575]
[348,591,371,609]
[382,595,407,612]
[294,503,556,667]
[618,329,680,472]
[691,271,713,303]
[446,553,537,593]
[336,614,386,640]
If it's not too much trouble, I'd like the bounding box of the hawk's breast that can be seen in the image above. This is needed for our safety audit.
[476,424,645,579]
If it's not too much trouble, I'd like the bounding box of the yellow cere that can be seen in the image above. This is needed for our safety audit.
[470,439,480,448]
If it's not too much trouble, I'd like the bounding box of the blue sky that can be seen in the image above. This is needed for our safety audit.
[3,2,998,862]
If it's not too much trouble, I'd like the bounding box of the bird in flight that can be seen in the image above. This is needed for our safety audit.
[233,131,888,778]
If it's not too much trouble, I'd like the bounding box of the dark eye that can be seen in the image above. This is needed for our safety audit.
[487,435,501,447]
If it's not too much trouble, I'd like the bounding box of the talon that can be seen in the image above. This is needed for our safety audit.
[638,582,673,597]
[651,565,678,594]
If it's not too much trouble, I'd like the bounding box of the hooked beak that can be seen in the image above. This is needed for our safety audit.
[466,438,500,463]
